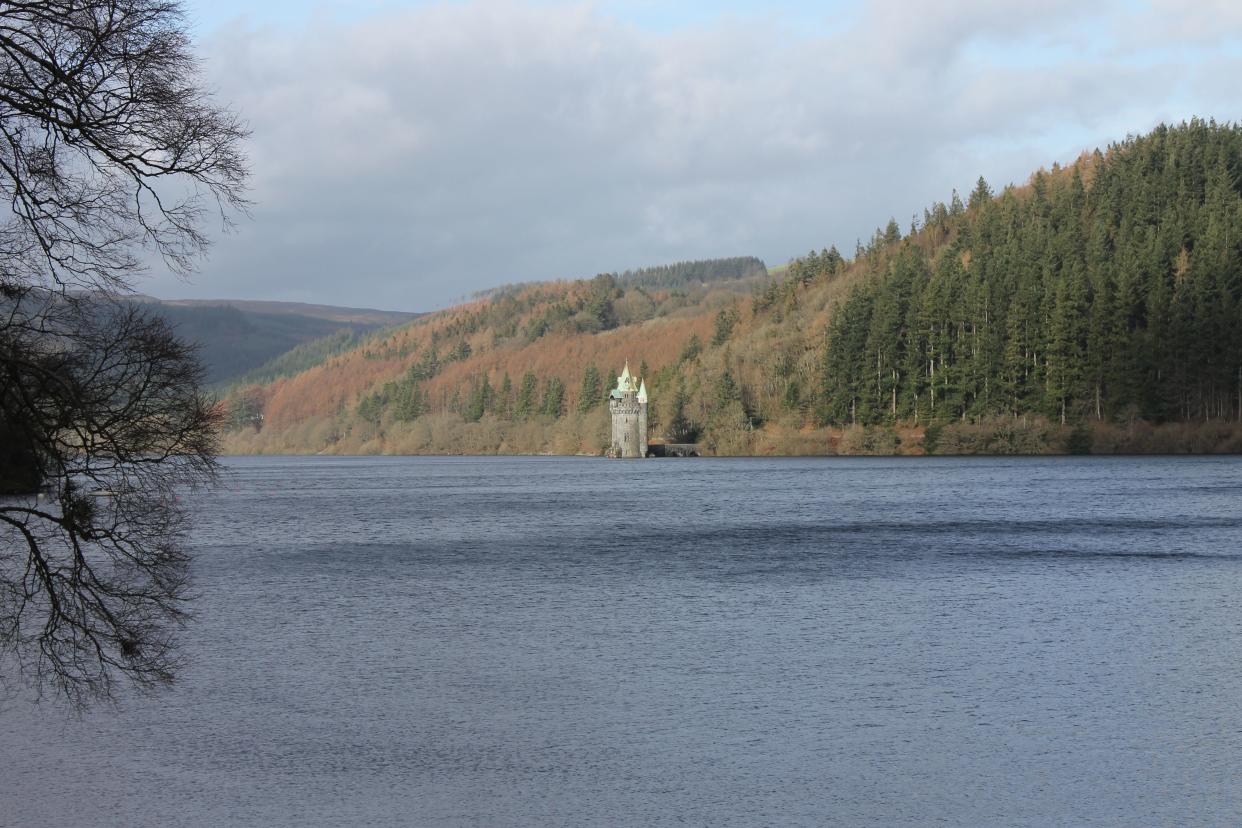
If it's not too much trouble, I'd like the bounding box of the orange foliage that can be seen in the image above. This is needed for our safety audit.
[423,313,715,408]
[251,280,718,430]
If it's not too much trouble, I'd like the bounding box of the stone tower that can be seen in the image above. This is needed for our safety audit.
[608,362,648,458]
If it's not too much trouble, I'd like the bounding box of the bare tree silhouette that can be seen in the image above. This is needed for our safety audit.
[0,1,248,706]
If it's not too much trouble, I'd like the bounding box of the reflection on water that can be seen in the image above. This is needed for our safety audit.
[3,455,1242,826]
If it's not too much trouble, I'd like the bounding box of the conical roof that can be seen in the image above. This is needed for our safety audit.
[614,361,637,393]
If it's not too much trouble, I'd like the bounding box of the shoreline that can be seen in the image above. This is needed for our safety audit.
[221,417,1242,458]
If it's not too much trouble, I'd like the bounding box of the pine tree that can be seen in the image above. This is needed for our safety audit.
[464,375,492,422]
[712,307,739,346]
[666,384,698,443]
[1046,263,1089,423]
[715,367,740,409]
[497,373,514,420]
[541,377,565,418]
[968,176,992,210]
[515,372,538,420]
[680,333,703,362]
[577,364,602,413]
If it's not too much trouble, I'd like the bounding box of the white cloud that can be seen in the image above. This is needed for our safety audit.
[150,0,1242,309]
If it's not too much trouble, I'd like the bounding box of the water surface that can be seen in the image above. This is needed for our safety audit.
[3,455,1242,826]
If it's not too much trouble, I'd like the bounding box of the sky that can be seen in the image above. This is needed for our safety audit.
[147,0,1242,311]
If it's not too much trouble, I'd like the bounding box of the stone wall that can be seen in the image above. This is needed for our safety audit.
[609,395,645,458]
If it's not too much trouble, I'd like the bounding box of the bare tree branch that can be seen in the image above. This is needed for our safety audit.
[2,290,222,706]
[0,0,249,292]
[0,1,248,707]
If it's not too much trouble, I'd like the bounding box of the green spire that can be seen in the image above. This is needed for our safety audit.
[615,361,637,393]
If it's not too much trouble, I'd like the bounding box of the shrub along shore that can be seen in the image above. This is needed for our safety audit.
[222,413,1242,457]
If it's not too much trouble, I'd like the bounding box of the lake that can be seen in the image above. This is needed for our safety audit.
[3,455,1242,826]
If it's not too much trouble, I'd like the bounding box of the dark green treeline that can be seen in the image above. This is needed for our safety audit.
[819,119,1242,427]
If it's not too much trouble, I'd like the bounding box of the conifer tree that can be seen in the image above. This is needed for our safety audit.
[578,365,602,413]
[968,176,992,210]
[541,377,565,418]
[498,373,514,420]
[515,372,538,420]
[464,375,493,422]
[666,384,698,443]
[712,307,739,346]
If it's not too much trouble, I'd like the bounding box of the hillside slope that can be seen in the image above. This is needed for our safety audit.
[223,121,1242,456]
[816,119,1242,453]
[150,297,419,326]
[138,300,420,385]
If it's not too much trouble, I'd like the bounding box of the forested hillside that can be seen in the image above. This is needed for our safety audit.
[821,119,1242,431]
[223,120,1242,456]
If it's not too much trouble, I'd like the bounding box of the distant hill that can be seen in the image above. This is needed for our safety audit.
[221,120,1242,456]
[134,299,421,386]
[147,297,418,327]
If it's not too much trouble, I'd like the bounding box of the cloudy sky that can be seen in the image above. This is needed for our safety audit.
[149,0,1242,311]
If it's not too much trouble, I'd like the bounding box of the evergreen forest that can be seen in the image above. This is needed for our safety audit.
[820,119,1242,429]
[617,256,768,291]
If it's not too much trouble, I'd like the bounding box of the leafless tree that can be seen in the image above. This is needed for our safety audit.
[0,0,248,291]
[1,288,221,705]
[0,0,248,705]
